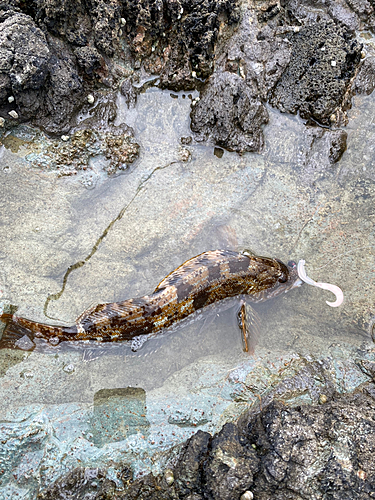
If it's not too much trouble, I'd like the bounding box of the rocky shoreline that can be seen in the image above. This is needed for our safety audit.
[1,0,374,153]
[39,366,375,499]
[0,0,373,178]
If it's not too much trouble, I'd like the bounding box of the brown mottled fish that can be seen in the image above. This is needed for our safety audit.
[0,250,301,351]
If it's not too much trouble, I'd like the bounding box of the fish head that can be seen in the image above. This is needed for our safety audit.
[273,259,303,294]
[251,258,302,302]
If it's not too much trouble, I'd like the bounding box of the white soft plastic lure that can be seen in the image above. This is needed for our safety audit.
[297,260,344,307]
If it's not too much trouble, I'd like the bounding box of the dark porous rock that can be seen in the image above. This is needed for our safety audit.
[37,467,115,499]
[0,7,85,132]
[74,45,102,75]
[0,8,50,115]
[35,0,92,47]
[120,78,138,108]
[174,430,211,497]
[121,0,241,91]
[240,391,375,499]
[203,422,259,500]
[353,56,375,95]
[1,0,370,145]
[89,0,123,57]
[270,20,362,125]
[34,0,122,56]
[34,36,84,134]
[190,71,268,153]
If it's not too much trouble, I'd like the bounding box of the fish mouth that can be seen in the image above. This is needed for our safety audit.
[285,260,302,291]
[289,278,303,290]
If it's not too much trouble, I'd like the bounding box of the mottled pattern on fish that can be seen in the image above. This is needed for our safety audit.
[2,250,299,345]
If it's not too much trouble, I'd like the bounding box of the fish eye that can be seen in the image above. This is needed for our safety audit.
[278,273,288,283]
[274,259,289,282]
[287,260,297,268]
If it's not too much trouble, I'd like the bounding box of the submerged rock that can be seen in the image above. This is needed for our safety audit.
[38,384,375,499]
[26,124,139,178]
[5,92,140,180]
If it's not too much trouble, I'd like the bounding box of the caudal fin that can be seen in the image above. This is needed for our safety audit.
[0,311,36,351]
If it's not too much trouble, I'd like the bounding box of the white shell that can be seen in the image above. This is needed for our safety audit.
[240,492,254,500]
[164,469,174,486]
[63,364,75,374]
[8,110,18,119]
[87,94,95,104]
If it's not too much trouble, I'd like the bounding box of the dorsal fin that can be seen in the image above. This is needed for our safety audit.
[154,249,241,291]
[77,298,148,327]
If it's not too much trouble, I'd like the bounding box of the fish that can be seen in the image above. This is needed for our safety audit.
[0,250,301,351]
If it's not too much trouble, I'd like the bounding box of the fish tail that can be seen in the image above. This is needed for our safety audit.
[0,312,65,350]
[0,313,36,350]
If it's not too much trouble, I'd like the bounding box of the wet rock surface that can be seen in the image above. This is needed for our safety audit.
[38,382,375,499]
[190,71,269,153]
[1,70,375,499]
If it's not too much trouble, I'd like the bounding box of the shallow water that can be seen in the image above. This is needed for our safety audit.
[0,84,374,497]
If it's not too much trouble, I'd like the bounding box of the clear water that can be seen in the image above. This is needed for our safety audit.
[0,83,374,497]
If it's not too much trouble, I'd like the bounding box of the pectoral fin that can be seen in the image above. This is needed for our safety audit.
[237,302,261,355]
